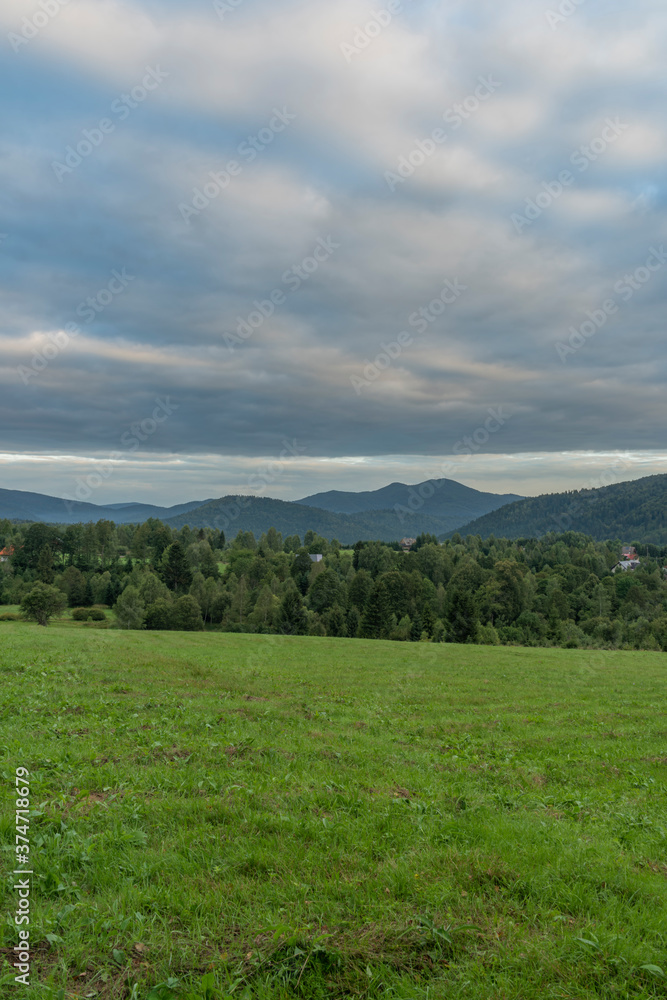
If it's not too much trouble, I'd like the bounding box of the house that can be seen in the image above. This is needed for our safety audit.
[612,544,641,573]
[309,554,323,563]
[612,559,641,574]
[400,537,417,552]
[0,545,14,563]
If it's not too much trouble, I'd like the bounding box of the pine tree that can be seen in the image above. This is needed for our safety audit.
[248,584,277,631]
[290,550,313,596]
[420,604,435,637]
[447,588,479,644]
[410,614,423,642]
[325,604,348,637]
[359,582,391,639]
[37,546,54,584]
[161,542,193,593]
[346,606,361,638]
[277,590,307,635]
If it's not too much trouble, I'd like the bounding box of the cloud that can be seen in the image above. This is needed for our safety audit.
[1,0,666,500]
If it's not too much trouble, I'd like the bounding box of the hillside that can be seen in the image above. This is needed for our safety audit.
[0,488,210,525]
[454,473,667,543]
[298,478,523,521]
[164,494,456,542]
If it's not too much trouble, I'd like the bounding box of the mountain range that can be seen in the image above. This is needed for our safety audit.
[2,474,665,544]
[0,480,521,544]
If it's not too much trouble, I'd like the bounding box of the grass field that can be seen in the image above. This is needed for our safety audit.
[1,627,667,999]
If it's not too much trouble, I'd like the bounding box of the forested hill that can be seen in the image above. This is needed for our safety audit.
[454,474,667,543]
[298,479,523,521]
[164,495,453,543]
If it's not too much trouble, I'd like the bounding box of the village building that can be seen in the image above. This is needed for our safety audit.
[612,545,641,573]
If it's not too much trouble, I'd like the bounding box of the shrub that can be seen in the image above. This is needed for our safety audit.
[20,584,67,626]
[0,612,21,622]
[71,608,91,621]
[172,595,204,631]
[144,598,174,631]
[478,623,500,645]
[88,608,106,621]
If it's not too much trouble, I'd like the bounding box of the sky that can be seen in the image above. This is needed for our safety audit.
[1,0,666,506]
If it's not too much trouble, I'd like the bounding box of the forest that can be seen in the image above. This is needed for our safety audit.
[3,517,667,651]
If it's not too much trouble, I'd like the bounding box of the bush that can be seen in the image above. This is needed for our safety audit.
[172,595,204,631]
[144,598,174,631]
[0,612,21,622]
[88,608,106,621]
[20,583,67,626]
[478,623,500,645]
[71,608,91,621]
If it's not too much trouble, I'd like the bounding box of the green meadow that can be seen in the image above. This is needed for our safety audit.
[1,626,667,999]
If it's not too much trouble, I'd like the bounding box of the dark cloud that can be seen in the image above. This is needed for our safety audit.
[0,0,666,498]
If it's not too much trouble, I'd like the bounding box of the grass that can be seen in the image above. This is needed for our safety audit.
[1,627,667,999]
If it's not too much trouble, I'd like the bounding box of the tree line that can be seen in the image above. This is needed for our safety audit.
[3,518,667,650]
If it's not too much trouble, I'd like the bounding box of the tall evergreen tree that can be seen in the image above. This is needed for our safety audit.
[37,545,54,584]
[277,590,307,635]
[447,588,479,644]
[410,614,423,642]
[161,542,193,593]
[359,582,391,639]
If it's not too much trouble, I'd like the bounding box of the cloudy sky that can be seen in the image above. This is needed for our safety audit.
[1,0,666,505]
